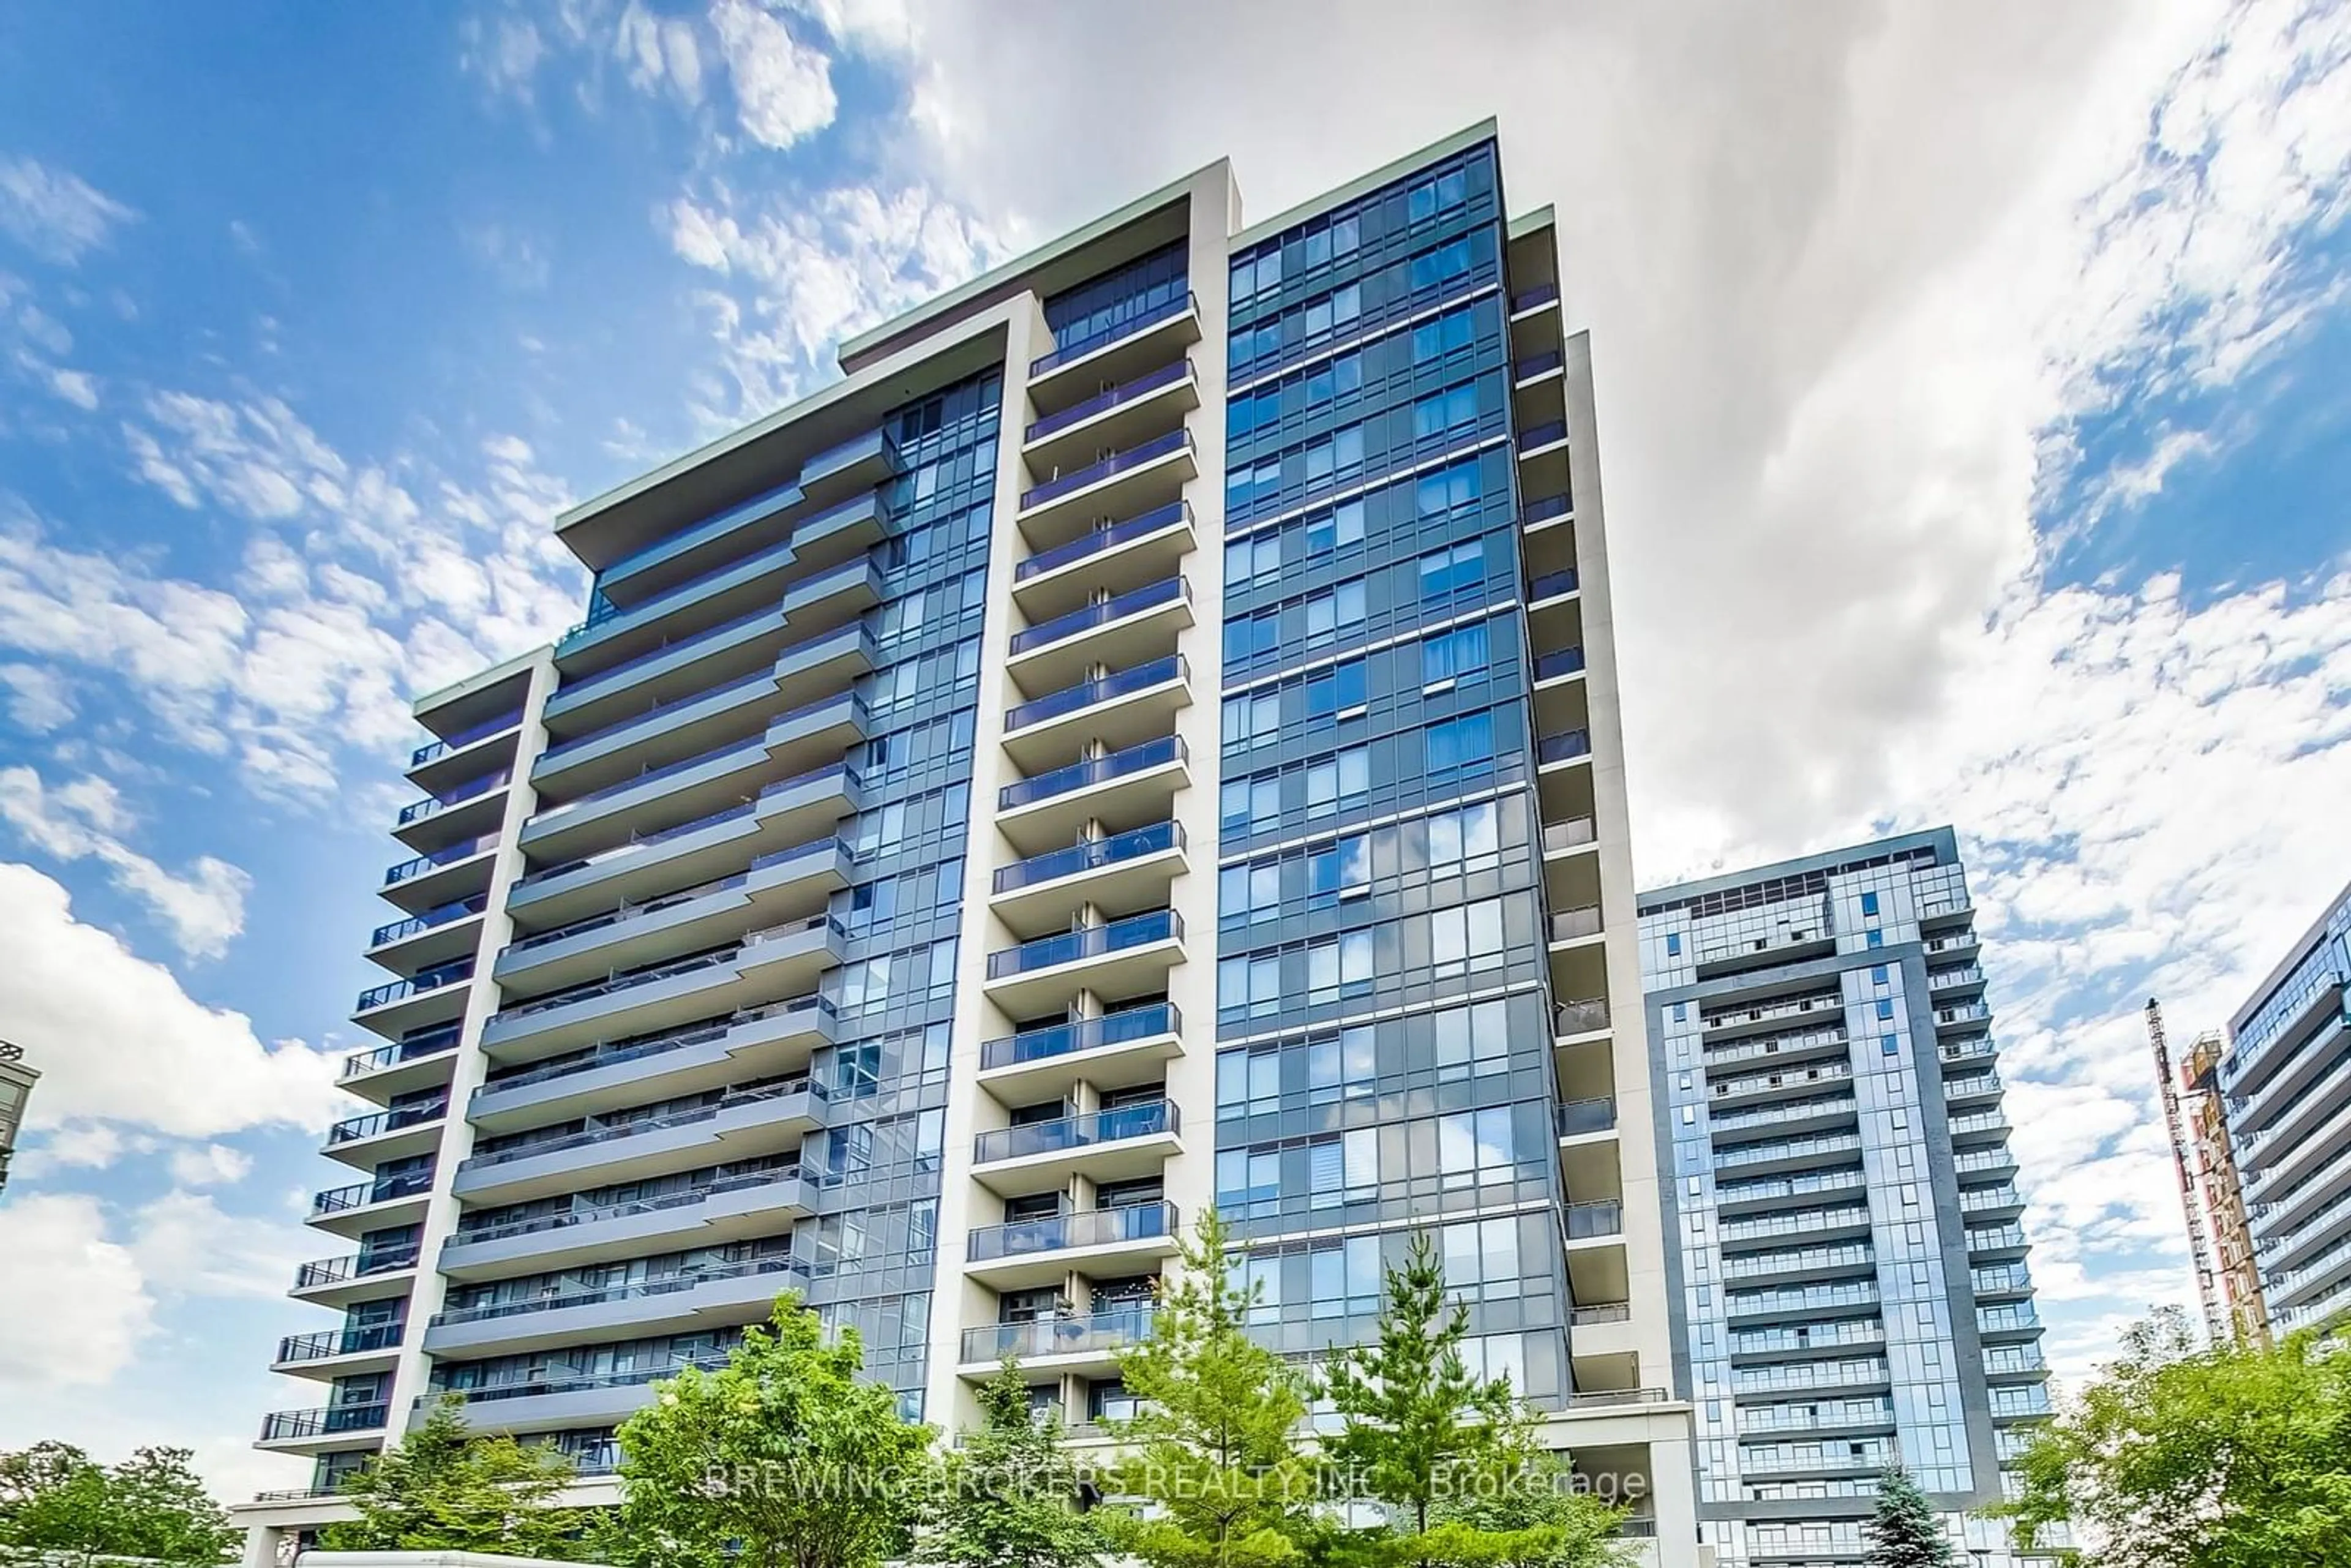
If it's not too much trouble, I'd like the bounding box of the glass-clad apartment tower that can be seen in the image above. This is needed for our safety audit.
[2221,874,2351,1337]
[238,122,1698,1568]
[1638,831,2056,1568]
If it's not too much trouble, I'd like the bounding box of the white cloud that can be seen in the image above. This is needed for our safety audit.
[709,0,836,149]
[12,1121,139,1177]
[786,0,919,57]
[0,862,340,1138]
[0,767,252,959]
[166,1142,255,1188]
[615,0,705,102]
[128,1190,311,1300]
[0,1194,154,1387]
[0,662,72,730]
[0,154,137,265]
[458,13,548,105]
[43,364,97,409]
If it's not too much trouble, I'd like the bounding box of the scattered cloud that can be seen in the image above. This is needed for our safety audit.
[0,154,137,266]
[0,767,252,959]
[709,0,837,150]
[615,0,706,103]
[167,1142,255,1189]
[0,662,72,731]
[127,1190,312,1300]
[0,862,340,1138]
[0,1195,154,1388]
[457,12,548,105]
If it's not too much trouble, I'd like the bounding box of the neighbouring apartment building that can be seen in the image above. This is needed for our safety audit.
[1638,830,2058,1568]
[2180,1029,2269,1345]
[235,122,1701,1567]
[2220,874,2351,1338]
[0,1040,36,1198]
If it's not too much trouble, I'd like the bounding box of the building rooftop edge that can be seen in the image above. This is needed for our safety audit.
[1637,826,1962,912]
[1509,203,1557,239]
[1229,117,1500,249]
[410,642,549,719]
[2229,871,2351,1037]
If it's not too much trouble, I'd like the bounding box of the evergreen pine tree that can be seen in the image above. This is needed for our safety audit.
[1864,1466,1955,1568]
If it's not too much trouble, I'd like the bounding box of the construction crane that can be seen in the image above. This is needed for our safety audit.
[2148,998,2228,1343]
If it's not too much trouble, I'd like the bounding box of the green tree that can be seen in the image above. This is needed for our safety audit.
[612,1291,933,1568]
[1324,1233,1629,1568]
[1995,1305,2351,1567]
[322,1394,591,1558]
[1323,1231,1519,1542]
[920,1361,1107,1568]
[1863,1466,1953,1568]
[0,1441,236,1567]
[1103,1208,1319,1568]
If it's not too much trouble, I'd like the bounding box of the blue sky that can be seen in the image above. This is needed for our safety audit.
[0,0,2347,1501]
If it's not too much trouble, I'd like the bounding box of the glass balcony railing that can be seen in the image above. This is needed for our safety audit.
[294,1247,419,1289]
[1990,1387,2053,1419]
[1512,282,1561,313]
[327,1097,448,1146]
[1541,816,1595,855]
[559,536,792,650]
[383,835,495,887]
[1968,1224,2029,1252]
[539,667,778,765]
[397,768,512,827]
[1961,1186,2025,1214]
[1026,360,1193,443]
[975,1100,1177,1165]
[1931,966,1987,990]
[478,996,830,1100]
[1515,348,1565,379]
[1565,1200,1623,1240]
[1030,291,1197,376]
[467,1078,818,1170]
[1554,996,1610,1035]
[411,709,524,768]
[487,932,770,1026]
[980,1003,1180,1073]
[261,1405,389,1442]
[354,958,473,1015]
[986,910,1181,981]
[429,1358,733,1407]
[968,1201,1179,1262]
[449,1164,803,1248]
[1523,493,1571,527]
[1016,502,1190,583]
[994,822,1182,896]
[1707,1027,1850,1071]
[1019,430,1192,512]
[312,1168,433,1215]
[1549,904,1602,943]
[551,603,783,708]
[433,1256,804,1329]
[1533,647,1586,682]
[1528,568,1580,601]
[1978,1304,2043,1333]
[341,1025,461,1080]
[1005,655,1187,733]
[1707,993,1842,1032]
[277,1323,403,1363]
[507,836,841,955]
[1728,1281,1881,1319]
[1555,1097,1618,1137]
[1714,1133,1863,1171]
[1010,577,1189,657]
[1717,1169,1869,1210]
[1000,737,1184,814]
[370,896,488,949]
[1518,419,1568,451]
[1536,729,1591,765]
[1570,1302,1632,1326]
[961,1305,1153,1365]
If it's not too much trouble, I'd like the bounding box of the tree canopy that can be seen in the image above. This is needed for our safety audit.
[612,1291,933,1568]
[1996,1305,2351,1567]
[919,1360,1107,1568]
[321,1393,593,1559]
[0,1441,237,1567]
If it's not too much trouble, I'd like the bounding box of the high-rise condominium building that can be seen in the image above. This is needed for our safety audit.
[1638,831,2055,1568]
[2220,874,2351,1338]
[0,1040,36,1198]
[238,122,1699,1566]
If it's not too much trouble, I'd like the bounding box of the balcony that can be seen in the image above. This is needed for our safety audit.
[1706,1027,1850,1075]
[323,1096,449,1167]
[983,909,1184,1014]
[367,896,488,974]
[1554,996,1611,1039]
[965,1201,1181,1289]
[1711,1094,1859,1144]
[959,1305,1150,1375]
[1013,500,1194,614]
[1716,1169,1870,1218]
[1714,1133,1864,1177]
[470,995,838,1133]
[1537,729,1591,768]
[991,822,1187,936]
[1976,1304,2043,1338]
[393,767,512,850]
[408,709,525,793]
[1967,1223,2031,1259]
[310,1168,434,1237]
[533,668,787,798]
[1514,348,1565,384]
[546,606,792,736]
[1935,1001,1993,1031]
[258,1404,388,1452]
[978,1002,1183,1100]
[1960,1185,2027,1218]
[454,1076,824,1209]
[409,1358,733,1436]
[441,1165,811,1281]
[1548,904,1603,949]
[558,539,801,675]
[1704,992,1843,1041]
[290,1247,420,1308]
[1024,359,1198,465]
[1512,282,1561,316]
[1001,655,1191,770]
[1029,291,1201,389]
[1016,430,1198,545]
[1556,1096,1618,1140]
[351,958,474,1040]
[1564,1201,1624,1245]
[379,834,498,913]
[997,735,1190,857]
[272,1322,404,1376]
[973,1100,1180,1193]
[424,1256,807,1359]
[1007,577,1193,693]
